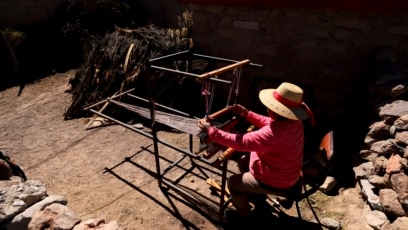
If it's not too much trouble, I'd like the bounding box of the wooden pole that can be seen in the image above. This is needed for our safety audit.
[212,125,256,168]
[84,90,120,129]
[197,59,250,80]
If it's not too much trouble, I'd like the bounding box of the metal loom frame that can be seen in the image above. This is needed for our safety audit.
[85,50,262,222]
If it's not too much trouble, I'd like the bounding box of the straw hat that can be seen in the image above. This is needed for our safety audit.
[259,82,310,120]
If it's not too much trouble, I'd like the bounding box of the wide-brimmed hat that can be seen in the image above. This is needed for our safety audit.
[259,82,311,121]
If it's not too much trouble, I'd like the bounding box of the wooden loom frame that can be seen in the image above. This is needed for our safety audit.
[85,50,262,223]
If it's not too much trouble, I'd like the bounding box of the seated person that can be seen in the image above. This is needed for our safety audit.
[198,82,314,218]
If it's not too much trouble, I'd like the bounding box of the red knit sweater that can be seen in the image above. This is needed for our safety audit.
[208,111,304,188]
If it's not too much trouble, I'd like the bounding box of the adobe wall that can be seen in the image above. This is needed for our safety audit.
[189,5,408,126]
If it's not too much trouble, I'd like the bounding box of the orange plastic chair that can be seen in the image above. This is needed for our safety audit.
[271,130,335,226]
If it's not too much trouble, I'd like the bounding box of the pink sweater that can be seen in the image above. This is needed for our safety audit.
[208,111,304,189]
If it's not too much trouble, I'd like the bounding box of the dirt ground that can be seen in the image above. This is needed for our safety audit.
[0,70,371,230]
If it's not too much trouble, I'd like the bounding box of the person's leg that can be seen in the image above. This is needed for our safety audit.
[236,154,267,208]
[227,172,272,217]
[227,173,252,217]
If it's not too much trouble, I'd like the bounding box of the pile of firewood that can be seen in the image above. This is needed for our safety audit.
[64,11,194,120]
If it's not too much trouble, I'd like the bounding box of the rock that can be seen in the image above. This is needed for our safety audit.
[379,100,408,124]
[389,173,408,209]
[0,177,20,188]
[0,180,47,224]
[370,139,403,156]
[390,125,397,136]
[360,179,382,211]
[373,156,388,175]
[369,74,408,97]
[73,218,106,230]
[368,175,387,189]
[73,218,124,230]
[7,195,68,230]
[367,121,392,140]
[360,149,378,162]
[321,217,341,230]
[393,115,408,130]
[366,210,389,230]
[28,203,81,230]
[354,162,375,179]
[386,154,402,174]
[390,216,408,230]
[379,189,407,217]
[132,123,143,129]
[319,176,337,194]
[395,131,408,145]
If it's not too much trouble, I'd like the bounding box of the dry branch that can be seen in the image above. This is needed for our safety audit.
[64,12,193,120]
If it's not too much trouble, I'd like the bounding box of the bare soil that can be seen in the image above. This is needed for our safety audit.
[0,70,370,229]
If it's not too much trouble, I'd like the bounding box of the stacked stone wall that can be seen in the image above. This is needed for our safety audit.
[0,0,68,28]
[190,5,408,121]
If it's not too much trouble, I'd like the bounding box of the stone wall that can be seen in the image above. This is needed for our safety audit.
[133,0,191,27]
[354,108,408,228]
[0,179,122,229]
[186,5,408,184]
[3,2,407,121]
[189,5,408,121]
[0,0,67,28]
[0,0,189,29]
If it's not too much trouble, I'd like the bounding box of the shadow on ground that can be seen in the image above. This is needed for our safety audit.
[222,208,323,230]
[104,145,324,230]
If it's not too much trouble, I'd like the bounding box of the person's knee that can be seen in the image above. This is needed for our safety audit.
[237,154,250,172]
[227,174,242,193]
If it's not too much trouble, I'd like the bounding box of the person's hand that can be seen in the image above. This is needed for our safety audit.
[198,118,212,133]
[233,104,248,118]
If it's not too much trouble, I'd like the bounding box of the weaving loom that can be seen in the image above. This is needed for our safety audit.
[85,50,262,222]
[109,97,254,165]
